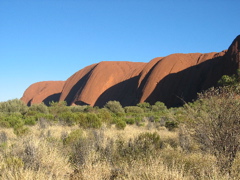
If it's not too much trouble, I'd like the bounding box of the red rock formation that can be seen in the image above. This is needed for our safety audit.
[21,81,65,106]
[59,61,146,106]
[21,35,240,107]
[138,51,227,107]
[223,35,240,75]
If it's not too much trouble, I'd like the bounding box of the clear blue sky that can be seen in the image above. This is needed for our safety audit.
[0,0,239,102]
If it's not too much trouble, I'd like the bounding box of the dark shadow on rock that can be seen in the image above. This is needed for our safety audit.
[64,65,97,105]
[94,76,140,107]
[145,54,236,107]
[74,101,90,106]
[43,93,62,106]
[143,36,240,107]
[27,99,32,106]
[137,60,161,98]
[94,53,238,108]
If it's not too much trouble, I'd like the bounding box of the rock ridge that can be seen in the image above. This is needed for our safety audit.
[21,35,240,107]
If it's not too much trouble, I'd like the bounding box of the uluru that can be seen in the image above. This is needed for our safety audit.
[21,35,240,107]
[21,81,65,106]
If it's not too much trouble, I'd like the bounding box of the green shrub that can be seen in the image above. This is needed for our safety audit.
[134,132,162,153]
[84,106,100,113]
[148,115,160,123]
[24,116,37,126]
[28,103,49,114]
[58,112,79,126]
[115,119,126,130]
[0,99,28,114]
[104,101,124,114]
[6,114,24,128]
[135,116,145,126]
[218,70,240,86]
[165,120,178,131]
[124,106,144,114]
[49,101,69,115]
[63,129,83,145]
[25,110,39,117]
[70,105,88,112]
[97,109,113,125]
[14,126,30,136]
[76,112,86,122]
[69,130,105,166]
[124,118,135,125]
[38,113,54,121]
[0,115,10,128]
[4,156,24,170]
[184,85,240,173]
[115,132,162,160]
[151,101,167,112]
[137,102,151,112]
[79,113,102,129]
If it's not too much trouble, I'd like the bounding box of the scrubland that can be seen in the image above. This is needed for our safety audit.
[2,121,238,180]
[1,73,240,179]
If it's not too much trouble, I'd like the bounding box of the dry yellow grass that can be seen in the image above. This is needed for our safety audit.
[104,124,178,141]
[0,127,72,180]
[0,124,239,180]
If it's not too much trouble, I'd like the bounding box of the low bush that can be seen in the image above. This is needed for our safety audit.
[97,109,113,125]
[160,147,217,179]
[165,120,178,131]
[124,106,144,114]
[58,112,79,126]
[28,103,49,114]
[0,99,28,114]
[0,119,10,128]
[70,105,88,112]
[113,132,162,161]
[49,101,69,115]
[24,116,37,126]
[79,113,102,129]
[151,101,167,112]
[13,126,30,136]
[6,114,24,128]
[124,118,135,125]
[137,102,151,112]
[115,119,126,130]
[104,101,124,114]
[63,129,83,145]
[134,132,162,154]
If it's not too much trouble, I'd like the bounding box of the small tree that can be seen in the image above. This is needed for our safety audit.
[28,103,49,114]
[79,113,102,129]
[0,99,28,114]
[49,101,69,115]
[124,106,144,114]
[151,101,167,112]
[104,101,124,114]
[218,69,240,86]
[137,102,151,112]
[185,86,240,174]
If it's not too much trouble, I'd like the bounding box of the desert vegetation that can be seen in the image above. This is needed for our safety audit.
[1,73,240,179]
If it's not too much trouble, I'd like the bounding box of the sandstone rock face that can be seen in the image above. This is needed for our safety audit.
[21,35,240,107]
[223,35,240,75]
[138,51,227,107]
[21,81,65,106]
[59,61,146,106]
